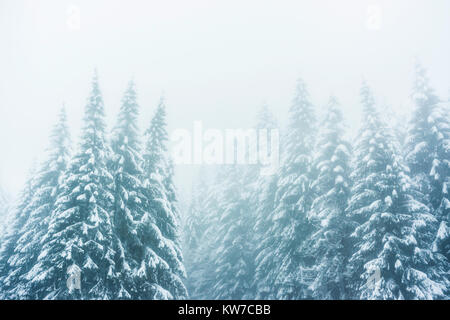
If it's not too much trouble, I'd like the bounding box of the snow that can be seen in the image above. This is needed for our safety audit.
[83,256,98,270]
[394,259,402,270]
[436,221,449,241]
[384,196,393,207]
[335,175,344,185]
[76,194,87,201]
[333,166,344,173]
[443,198,450,210]
[1,73,448,301]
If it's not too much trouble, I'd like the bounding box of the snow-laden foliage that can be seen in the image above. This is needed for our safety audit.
[0,165,38,299]
[254,79,317,299]
[346,81,448,299]
[308,96,352,299]
[405,62,449,211]
[185,169,226,299]
[184,104,279,300]
[0,74,189,300]
[209,165,255,299]
[1,65,449,300]
[25,72,119,299]
[207,104,278,299]
[108,80,148,298]
[182,168,210,297]
[252,105,280,299]
[0,107,71,299]
[140,98,187,299]
[405,63,450,269]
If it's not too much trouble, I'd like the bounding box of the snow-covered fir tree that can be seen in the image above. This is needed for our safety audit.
[1,66,449,300]
[109,80,146,298]
[405,62,450,265]
[187,168,226,299]
[230,104,279,299]
[251,104,280,299]
[0,161,38,298]
[0,107,71,299]
[25,72,118,299]
[182,168,210,297]
[255,78,316,299]
[209,165,255,299]
[308,96,352,299]
[405,62,446,209]
[138,97,187,299]
[253,174,278,299]
[194,104,278,300]
[431,100,450,263]
[250,103,279,211]
[346,81,447,300]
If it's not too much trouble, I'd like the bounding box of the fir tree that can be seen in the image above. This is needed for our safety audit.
[1,106,71,299]
[137,97,187,299]
[109,80,146,298]
[255,78,316,299]
[346,81,447,300]
[250,103,279,207]
[308,96,352,299]
[405,62,449,212]
[188,168,225,299]
[0,163,38,298]
[26,72,118,299]
[209,165,255,299]
[182,168,209,298]
[404,62,450,282]
[251,104,280,299]
[253,174,278,299]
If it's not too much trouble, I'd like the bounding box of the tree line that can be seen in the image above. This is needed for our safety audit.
[0,62,448,300]
[0,71,187,299]
[183,62,450,300]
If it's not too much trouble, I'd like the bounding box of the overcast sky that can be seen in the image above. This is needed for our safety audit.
[0,0,449,200]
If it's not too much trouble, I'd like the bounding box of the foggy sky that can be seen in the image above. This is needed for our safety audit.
[1,0,449,202]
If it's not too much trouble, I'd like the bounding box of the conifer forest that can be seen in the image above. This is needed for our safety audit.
[0,1,449,300]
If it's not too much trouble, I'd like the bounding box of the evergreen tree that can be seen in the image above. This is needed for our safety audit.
[405,62,449,212]
[253,174,278,299]
[308,96,352,299]
[182,168,209,298]
[204,104,278,300]
[255,78,316,299]
[251,104,280,299]
[138,97,187,299]
[109,80,146,298]
[249,103,279,209]
[188,168,225,299]
[404,62,450,281]
[346,81,447,299]
[0,163,38,298]
[26,72,118,299]
[429,100,450,294]
[209,165,255,299]
[1,107,71,299]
